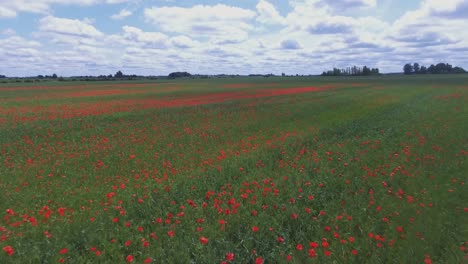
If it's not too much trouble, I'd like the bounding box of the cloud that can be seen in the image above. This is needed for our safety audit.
[0,0,130,16]
[2,28,16,35]
[111,9,132,20]
[0,6,16,18]
[0,35,42,75]
[307,22,351,34]
[171,36,198,48]
[39,16,103,38]
[256,0,286,25]
[423,0,468,19]
[121,26,169,49]
[289,0,376,12]
[280,39,302,50]
[389,0,468,51]
[144,4,256,43]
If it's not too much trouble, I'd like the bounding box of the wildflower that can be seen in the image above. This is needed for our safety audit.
[225,252,235,261]
[308,249,316,258]
[3,246,14,256]
[199,236,209,244]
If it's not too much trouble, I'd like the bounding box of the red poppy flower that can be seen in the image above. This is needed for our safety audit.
[225,252,234,261]
[3,246,14,256]
[199,236,209,244]
[126,255,134,263]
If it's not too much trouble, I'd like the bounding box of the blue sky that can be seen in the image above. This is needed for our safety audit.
[1,0,467,76]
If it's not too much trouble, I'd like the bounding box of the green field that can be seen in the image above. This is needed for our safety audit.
[0,75,467,263]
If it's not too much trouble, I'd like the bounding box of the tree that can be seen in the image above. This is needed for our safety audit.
[114,71,124,78]
[363,66,371,75]
[168,72,191,79]
[453,66,466,73]
[435,63,448,74]
[420,66,427,74]
[403,63,413,75]
[52,73,58,79]
[413,63,420,73]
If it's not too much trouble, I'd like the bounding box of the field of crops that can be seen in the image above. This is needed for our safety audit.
[0,75,467,263]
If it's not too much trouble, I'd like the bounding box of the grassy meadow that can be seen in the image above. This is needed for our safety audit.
[0,75,467,263]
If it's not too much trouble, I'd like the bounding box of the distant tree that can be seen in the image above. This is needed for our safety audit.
[403,63,414,75]
[114,71,124,78]
[453,66,466,73]
[404,62,466,74]
[168,72,191,79]
[434,63,448,74]
[362,66,371,76]
[52,73,58,79]
[322,65,379,76]
[333,68,341,76]
[420,66,427,74]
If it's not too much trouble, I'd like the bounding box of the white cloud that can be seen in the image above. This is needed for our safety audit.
[280,39,302,49]
[423,0,468,18]
[256,0,286,25]
[121,26,169,49]
[289,0,376,12]
[144,4,256,43]
[0,6,16,18]
[39,16,103,38]
[171,35,198,48]
[111,9,132,20]
[2,28,16,35]
[0,0,130,16]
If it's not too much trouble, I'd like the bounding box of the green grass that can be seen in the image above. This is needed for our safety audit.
[0,75,467,263]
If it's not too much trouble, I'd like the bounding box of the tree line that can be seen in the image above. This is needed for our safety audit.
[322,66,380,76]
[403,63,466,75]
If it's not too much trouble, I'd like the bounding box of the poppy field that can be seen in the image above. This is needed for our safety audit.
[0,75,467,263]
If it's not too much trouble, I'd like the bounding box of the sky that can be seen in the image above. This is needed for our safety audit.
[0,0,467,76]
